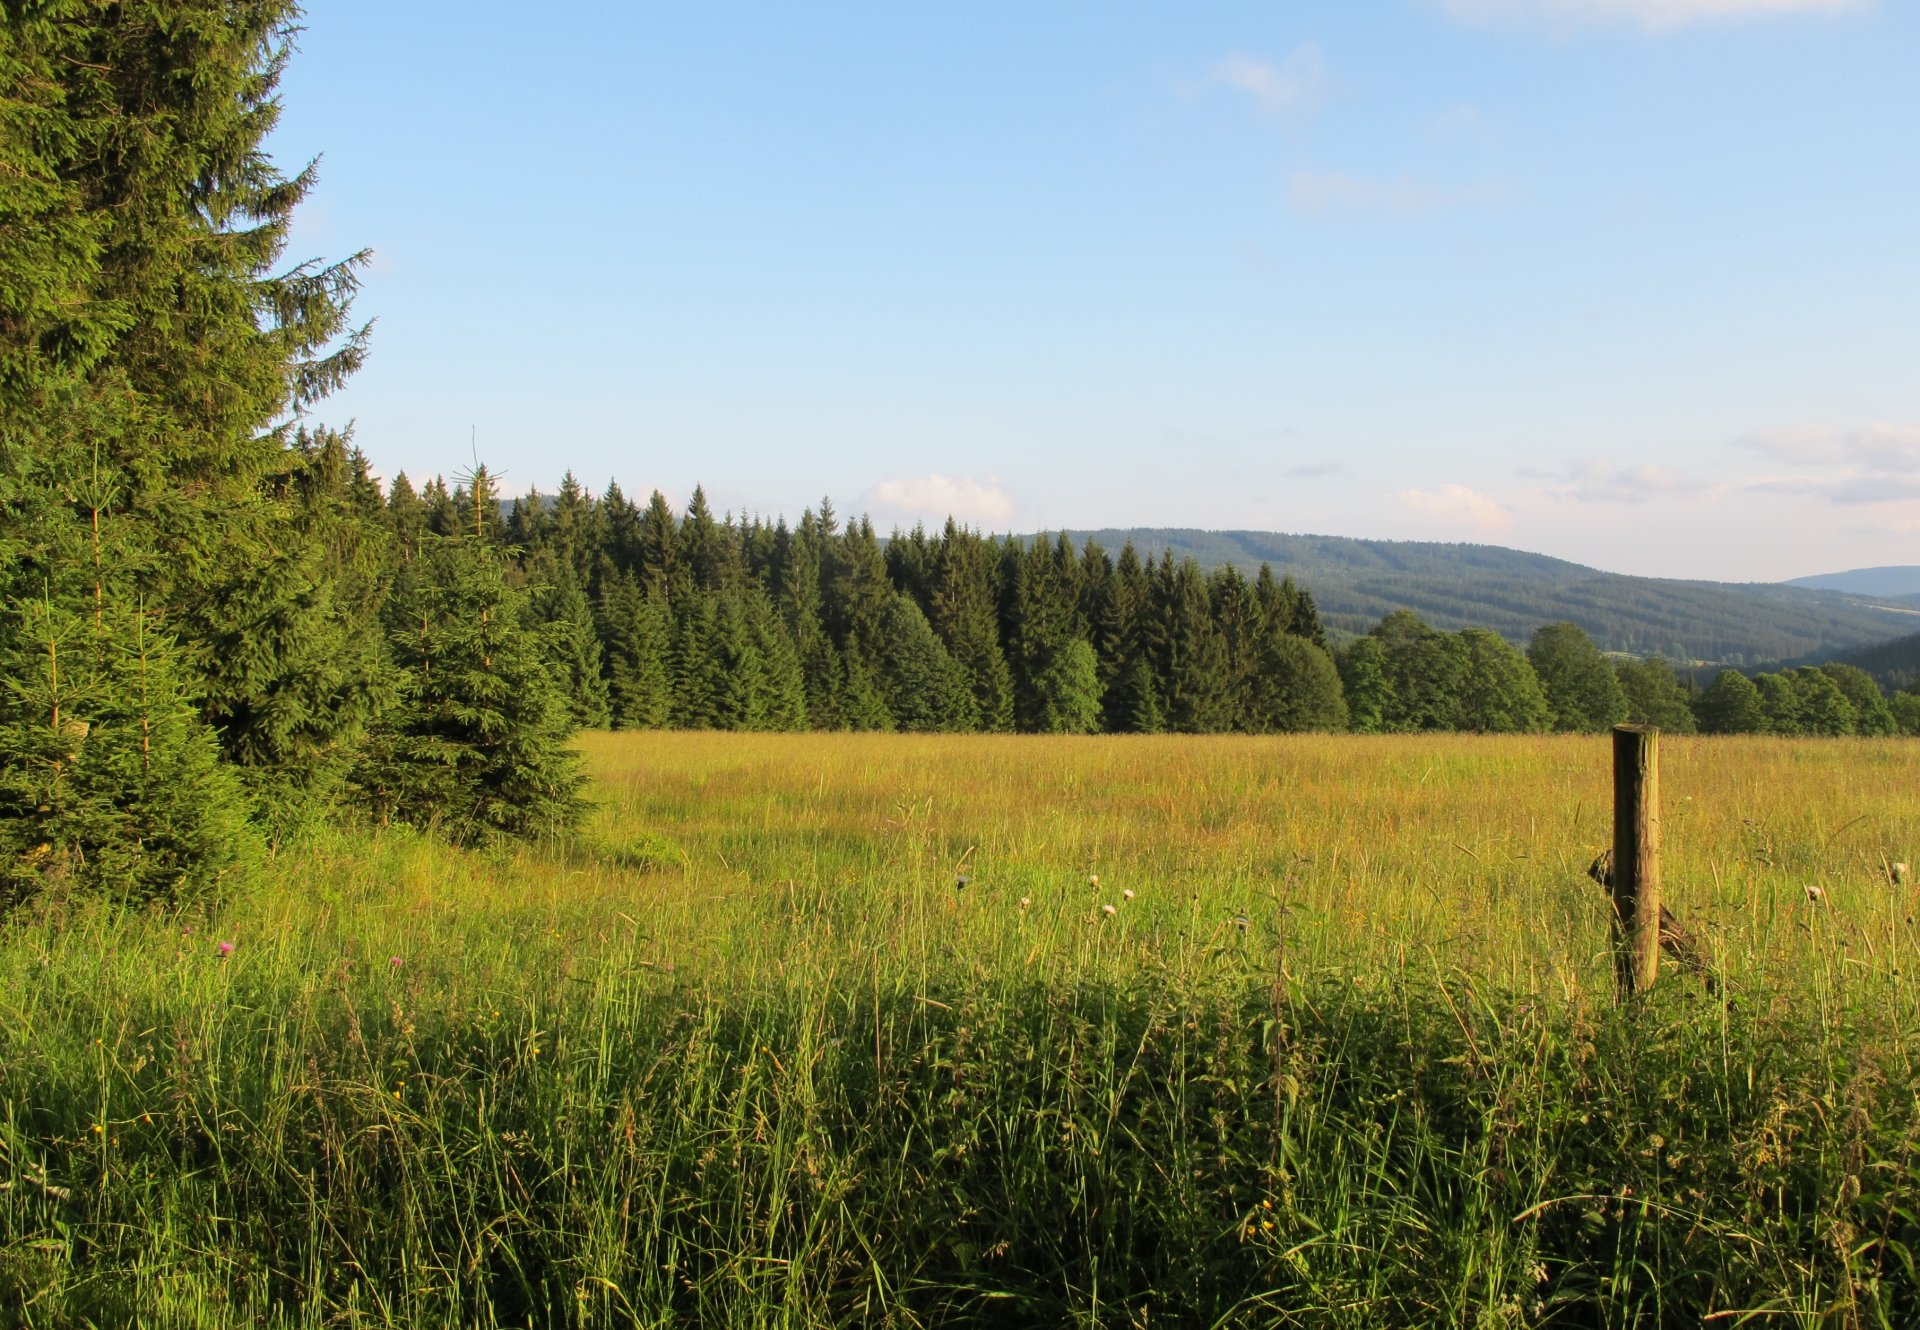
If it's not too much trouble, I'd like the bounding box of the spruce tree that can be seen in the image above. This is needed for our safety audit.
[1100,544,1161,733]
[668,589,725,729]
[2,1,386,862]
[1031,638,1104,735]
[875,594,978,732]
[741,588,808,731]
[355,489,584,845]
[595,572,672,729]
[1153,555,1230,733]
[928,521,1015,732]
[525,561,612,730]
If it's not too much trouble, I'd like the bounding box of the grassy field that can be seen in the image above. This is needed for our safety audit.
[3,732,1918,1327]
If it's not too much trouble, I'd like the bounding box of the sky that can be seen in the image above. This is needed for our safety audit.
[272,0,1920,583]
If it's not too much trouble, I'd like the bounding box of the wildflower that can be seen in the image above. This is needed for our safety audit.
[389,956,404,969]
[91,1123,104,1134]
[217,940,235,957]
[1804,884,1824,903]
[955,874,970,890]
[1101,904,1117,917]
[1088,874,1099,887]
[1122,889,1135,901]
[1019,896,1031,911]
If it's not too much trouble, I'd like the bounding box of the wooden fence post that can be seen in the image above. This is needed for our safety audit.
[1611,724,1661,995]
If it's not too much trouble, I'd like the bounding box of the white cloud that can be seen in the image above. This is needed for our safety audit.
[1732,423,1920,508]
[1287,171,1508,218]
[1547,459,1707,503]
[863,474,1016,526]
[1432,0,1865,31]
[1738,422,1920,471]
[1210,47,1327,115]
[1397,483,1515,532]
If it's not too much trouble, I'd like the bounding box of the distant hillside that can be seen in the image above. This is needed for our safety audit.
[1061,528,1919,667]
[1828,630,1920,693]
[1784,566,1920,598]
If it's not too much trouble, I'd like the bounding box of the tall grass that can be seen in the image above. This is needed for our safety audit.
[2,733,1917,1326]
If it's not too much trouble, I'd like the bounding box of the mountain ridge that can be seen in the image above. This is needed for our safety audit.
[1052,527,1916,667]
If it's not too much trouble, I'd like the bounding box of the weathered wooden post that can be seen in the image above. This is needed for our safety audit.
[1611,724,1661,995]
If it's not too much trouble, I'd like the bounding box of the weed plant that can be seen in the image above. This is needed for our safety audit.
[2,733,1917,1327]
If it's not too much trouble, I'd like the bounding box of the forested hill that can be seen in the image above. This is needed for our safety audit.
[1828,630,1920,693]
[1059,529,1918,667]
[1785,566,1920,599]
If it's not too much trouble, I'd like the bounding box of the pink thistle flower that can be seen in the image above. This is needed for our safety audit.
[216,941,235,957]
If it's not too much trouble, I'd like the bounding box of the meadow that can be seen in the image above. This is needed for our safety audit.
[3,732,1917,1328]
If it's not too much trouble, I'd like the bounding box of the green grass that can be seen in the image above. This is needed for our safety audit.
[3,732,1918,1327]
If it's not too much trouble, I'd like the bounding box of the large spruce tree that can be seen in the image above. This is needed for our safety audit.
[1,1,391,895]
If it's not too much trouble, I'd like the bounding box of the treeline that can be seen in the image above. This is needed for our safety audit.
[1341,612,1920,737]
[372,475,1920,743]
[373,473,1349,737]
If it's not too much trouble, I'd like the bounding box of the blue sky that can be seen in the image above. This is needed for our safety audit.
[274,0,1919,581]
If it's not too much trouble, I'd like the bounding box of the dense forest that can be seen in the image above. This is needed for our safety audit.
[2,1,1916,918]
[399,467,1920,745]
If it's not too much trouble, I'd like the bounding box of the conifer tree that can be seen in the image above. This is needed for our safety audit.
[741,588,808,731]
[1209,567,1262,730]
[1153,555,1231,733]
[1005,535,1085,730]
[928,521,1015,732]
[875,595,978,732]
[355,475,583,845]
[599,482,644,583]
[0,442,255,907]
[637,490,682,600]
[548,472,600,588]
[525,561,612,729]
[1031,638,1104,735]
[1099,544,1161,733]
[668,589,725,728]
[681,486,731,592]
[595,572,672,729]
[385,474,429,564]
[826,516,895,676]
[837,646,895,732]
